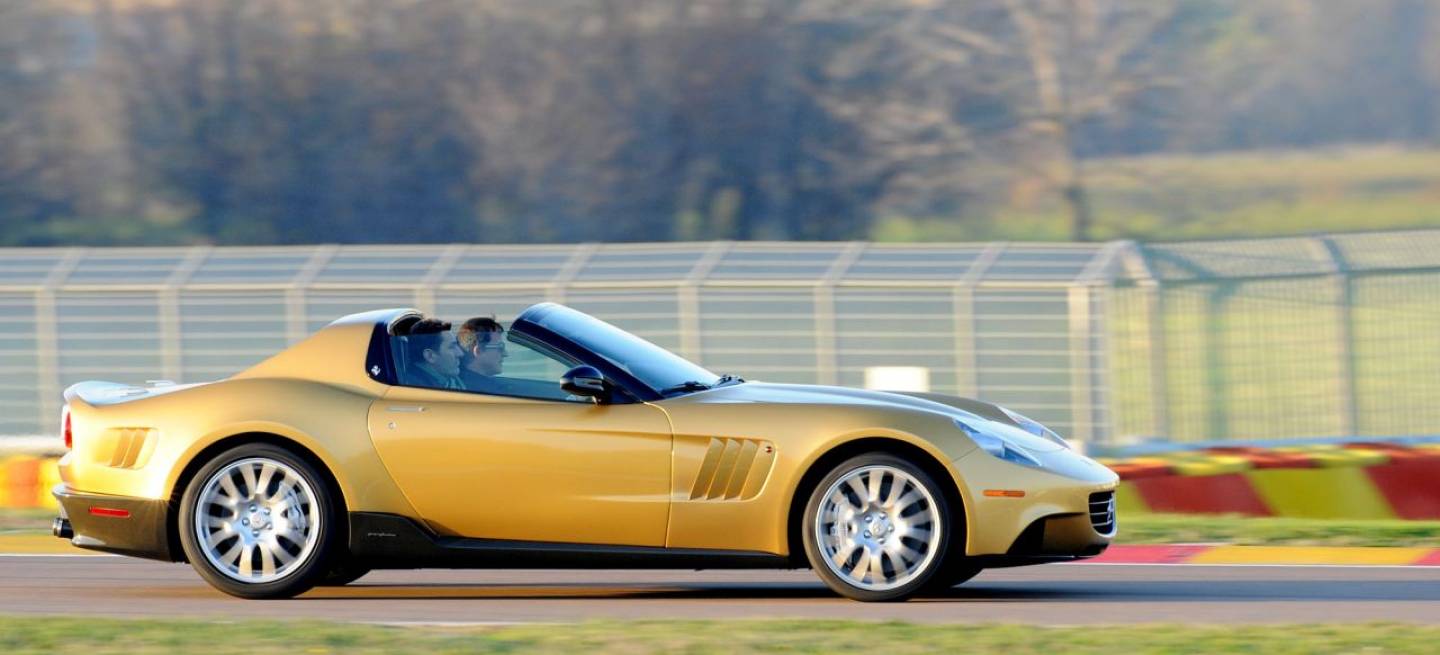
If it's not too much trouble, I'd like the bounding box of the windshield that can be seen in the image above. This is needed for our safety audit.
[525,304,720,394]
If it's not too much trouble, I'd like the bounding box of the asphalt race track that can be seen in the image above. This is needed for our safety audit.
[5,555,1440,624]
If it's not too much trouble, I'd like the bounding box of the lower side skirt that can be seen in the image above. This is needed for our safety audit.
[349,512,794,570]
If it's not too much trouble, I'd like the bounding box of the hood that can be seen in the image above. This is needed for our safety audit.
[682,381,1065,452]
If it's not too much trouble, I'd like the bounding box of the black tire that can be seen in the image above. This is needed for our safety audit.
[924,561,982,592]
[801,453,953,602]
[177,443,339,599]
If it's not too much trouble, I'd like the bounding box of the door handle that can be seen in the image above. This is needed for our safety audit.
[386,405,428,413]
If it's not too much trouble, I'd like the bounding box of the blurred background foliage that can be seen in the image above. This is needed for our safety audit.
[2,0,1439,246]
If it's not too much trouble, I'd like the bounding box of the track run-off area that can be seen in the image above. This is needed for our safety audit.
[4,555,1440,625]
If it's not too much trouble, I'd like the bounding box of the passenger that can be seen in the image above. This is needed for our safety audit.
[404,318,465,390]
[456,316,511,393]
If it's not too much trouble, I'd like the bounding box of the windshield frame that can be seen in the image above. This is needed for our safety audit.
[511,303,722,400]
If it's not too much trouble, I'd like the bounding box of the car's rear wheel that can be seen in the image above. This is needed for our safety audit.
[177,444,337,599]
[802,453,952,601]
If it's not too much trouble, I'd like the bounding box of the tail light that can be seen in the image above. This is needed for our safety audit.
[62,405,72,449]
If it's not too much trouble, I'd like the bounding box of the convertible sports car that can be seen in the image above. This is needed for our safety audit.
[52,302,1117,601]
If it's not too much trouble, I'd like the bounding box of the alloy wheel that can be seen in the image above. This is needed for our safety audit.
[813,464,942,591]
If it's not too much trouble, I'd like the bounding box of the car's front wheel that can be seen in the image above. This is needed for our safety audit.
[177,444,337,599]
[801,453,952,601]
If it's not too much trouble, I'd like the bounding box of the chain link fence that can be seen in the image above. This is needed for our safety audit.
[1109,229,1440,446]
[4,230,1440,449]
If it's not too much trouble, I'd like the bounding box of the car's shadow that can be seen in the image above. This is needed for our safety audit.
[298,579,1440,603]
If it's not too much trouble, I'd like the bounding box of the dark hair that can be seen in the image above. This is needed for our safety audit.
[457,316,504,351]
[404,317,452,362]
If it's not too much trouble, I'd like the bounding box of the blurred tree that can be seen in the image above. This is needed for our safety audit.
[0,0,1438,246]
[831,0,1221,241]
[0,1,88,244]
[92,0,487,244]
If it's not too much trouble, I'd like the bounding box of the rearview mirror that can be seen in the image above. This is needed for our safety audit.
[560,365,609,401]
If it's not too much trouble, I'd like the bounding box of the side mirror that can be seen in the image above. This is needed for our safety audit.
[560,365,609,400]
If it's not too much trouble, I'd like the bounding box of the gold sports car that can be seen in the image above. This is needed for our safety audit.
[52,303,1117,601]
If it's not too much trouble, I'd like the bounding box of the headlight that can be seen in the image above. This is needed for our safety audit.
[954,418,1043,468]
[999,407,1070,450]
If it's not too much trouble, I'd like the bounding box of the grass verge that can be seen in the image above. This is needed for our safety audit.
[1119,513,1440,548]
[0,508,52,534]
[3,617,1440,654]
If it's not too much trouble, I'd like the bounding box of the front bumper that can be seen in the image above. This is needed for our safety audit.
[52,484,175,562]
[954,447,1119,558]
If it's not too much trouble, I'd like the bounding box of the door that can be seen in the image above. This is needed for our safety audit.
[368,331,673,547]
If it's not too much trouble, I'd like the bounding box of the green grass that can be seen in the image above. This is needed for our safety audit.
[874,145,1440,243]
[1120,513,1440,548]
[2,618,1439,654]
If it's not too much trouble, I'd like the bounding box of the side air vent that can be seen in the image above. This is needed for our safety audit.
[688,437,776,501]
[93,428,157,470]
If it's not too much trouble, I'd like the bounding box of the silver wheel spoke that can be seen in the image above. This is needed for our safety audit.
[851,551,872,581]
[814,464,942,592]
[882,478,906,508]
[845,478,869,506]
[866,470,883,502]
[270,544,296,567]
[217,541,243,566]
[218,476,241,503]
[238,544,254,577]
[206,527,232,548]
[239,463,259,498]
[832,541,860,568]
[259,545,277,578]
[255,463,278,500]
[893,543,923,565]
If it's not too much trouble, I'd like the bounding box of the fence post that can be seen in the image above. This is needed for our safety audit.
[814,243,866,386]
[1313,236,1359,437]
[953,243,1006,398]
[415,244,468,315]
[35,248,85,433]
[159,246,212,382]
[1067,284,1096,444]
[1119,242,1169,440]
[677,241,731,363]
[285,245,338,344]
[547,243,598,306]
[1203,282,1238,441]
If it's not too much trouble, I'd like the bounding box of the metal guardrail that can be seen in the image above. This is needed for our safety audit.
[5,229,1440,447]
[0,241,1119,442]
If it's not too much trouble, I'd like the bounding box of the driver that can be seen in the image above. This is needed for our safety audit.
[456,316,511,393]
[404,318,466,390]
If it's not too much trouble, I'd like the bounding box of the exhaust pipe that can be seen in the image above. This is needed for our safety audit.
[52,517,73,539]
